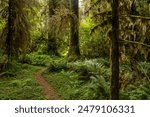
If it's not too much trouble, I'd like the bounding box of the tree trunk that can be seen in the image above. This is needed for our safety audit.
[48,0,58,56]
[6,0,15,60]
[5,0,30,61]
[68,0,80,60]
[110,0,120,100]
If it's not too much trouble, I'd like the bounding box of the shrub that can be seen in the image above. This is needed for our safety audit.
[47,59,68,72]
[23,52,52,66]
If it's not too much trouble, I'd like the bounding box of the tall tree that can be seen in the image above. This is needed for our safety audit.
[110,0,120,100]
[6,0,14,60]
[2,0,30,60]
[68,0,80,59]
[47,0,58,55]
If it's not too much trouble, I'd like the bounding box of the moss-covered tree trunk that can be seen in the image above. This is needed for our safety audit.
[6,0,15,60]
[5,0,30,61]
[68,0,80,60]
[48,0,58,56]
[110,0,120,100]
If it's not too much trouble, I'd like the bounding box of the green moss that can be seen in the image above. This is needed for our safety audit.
[0,62,44,100]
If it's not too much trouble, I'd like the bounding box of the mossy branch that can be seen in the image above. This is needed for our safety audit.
[119,39,150,48]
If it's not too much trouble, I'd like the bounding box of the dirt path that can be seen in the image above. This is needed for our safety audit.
[35,68,61,100]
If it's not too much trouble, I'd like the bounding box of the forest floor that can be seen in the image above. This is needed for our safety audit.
[0,57,150,100]
[0,64,43,99]
[35,68,61,100]
[0,63,60,100]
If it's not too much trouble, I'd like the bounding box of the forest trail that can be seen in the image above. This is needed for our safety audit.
[35,68,61,100]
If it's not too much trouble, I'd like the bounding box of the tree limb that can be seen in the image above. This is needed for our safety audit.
[119,39,150,48]
[120,14,150,20]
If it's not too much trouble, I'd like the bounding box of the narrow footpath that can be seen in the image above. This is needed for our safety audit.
[35,69,61,100]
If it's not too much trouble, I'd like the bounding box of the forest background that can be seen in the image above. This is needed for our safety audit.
[0,0,150,100]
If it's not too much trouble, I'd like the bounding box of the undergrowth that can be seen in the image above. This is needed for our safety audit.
[44,58,110,100]
[120,62,150,100]
[2,52,149,100]
[0,61,44,99]
[44,58,150,100]
[22,52,52,66]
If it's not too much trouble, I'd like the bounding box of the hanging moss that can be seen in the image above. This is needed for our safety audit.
[1,0,31,60]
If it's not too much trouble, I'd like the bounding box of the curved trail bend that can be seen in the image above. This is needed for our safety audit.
[35,68,61,100]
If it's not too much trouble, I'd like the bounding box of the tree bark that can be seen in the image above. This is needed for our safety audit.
[48,0,58,56]
[68,0,80,59]
[5,0,30,60]
[110,0,120,100]
[6,0,15,60]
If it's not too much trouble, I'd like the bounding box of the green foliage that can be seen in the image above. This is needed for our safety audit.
[47,58,68,72]
[23,52,52,66]
[1,0,150,100]
[0,62,44,99]
[0,19,6,31]
[69,58,110,81]
[44,57,150,100]
[0,51,5,63]
[120,61,150,100]
[24,51,69,69]
[44,58,110,100]
[136,0,150,16]
[120,83,150,100]
[80,17,110,58]
[0,19,6,49]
